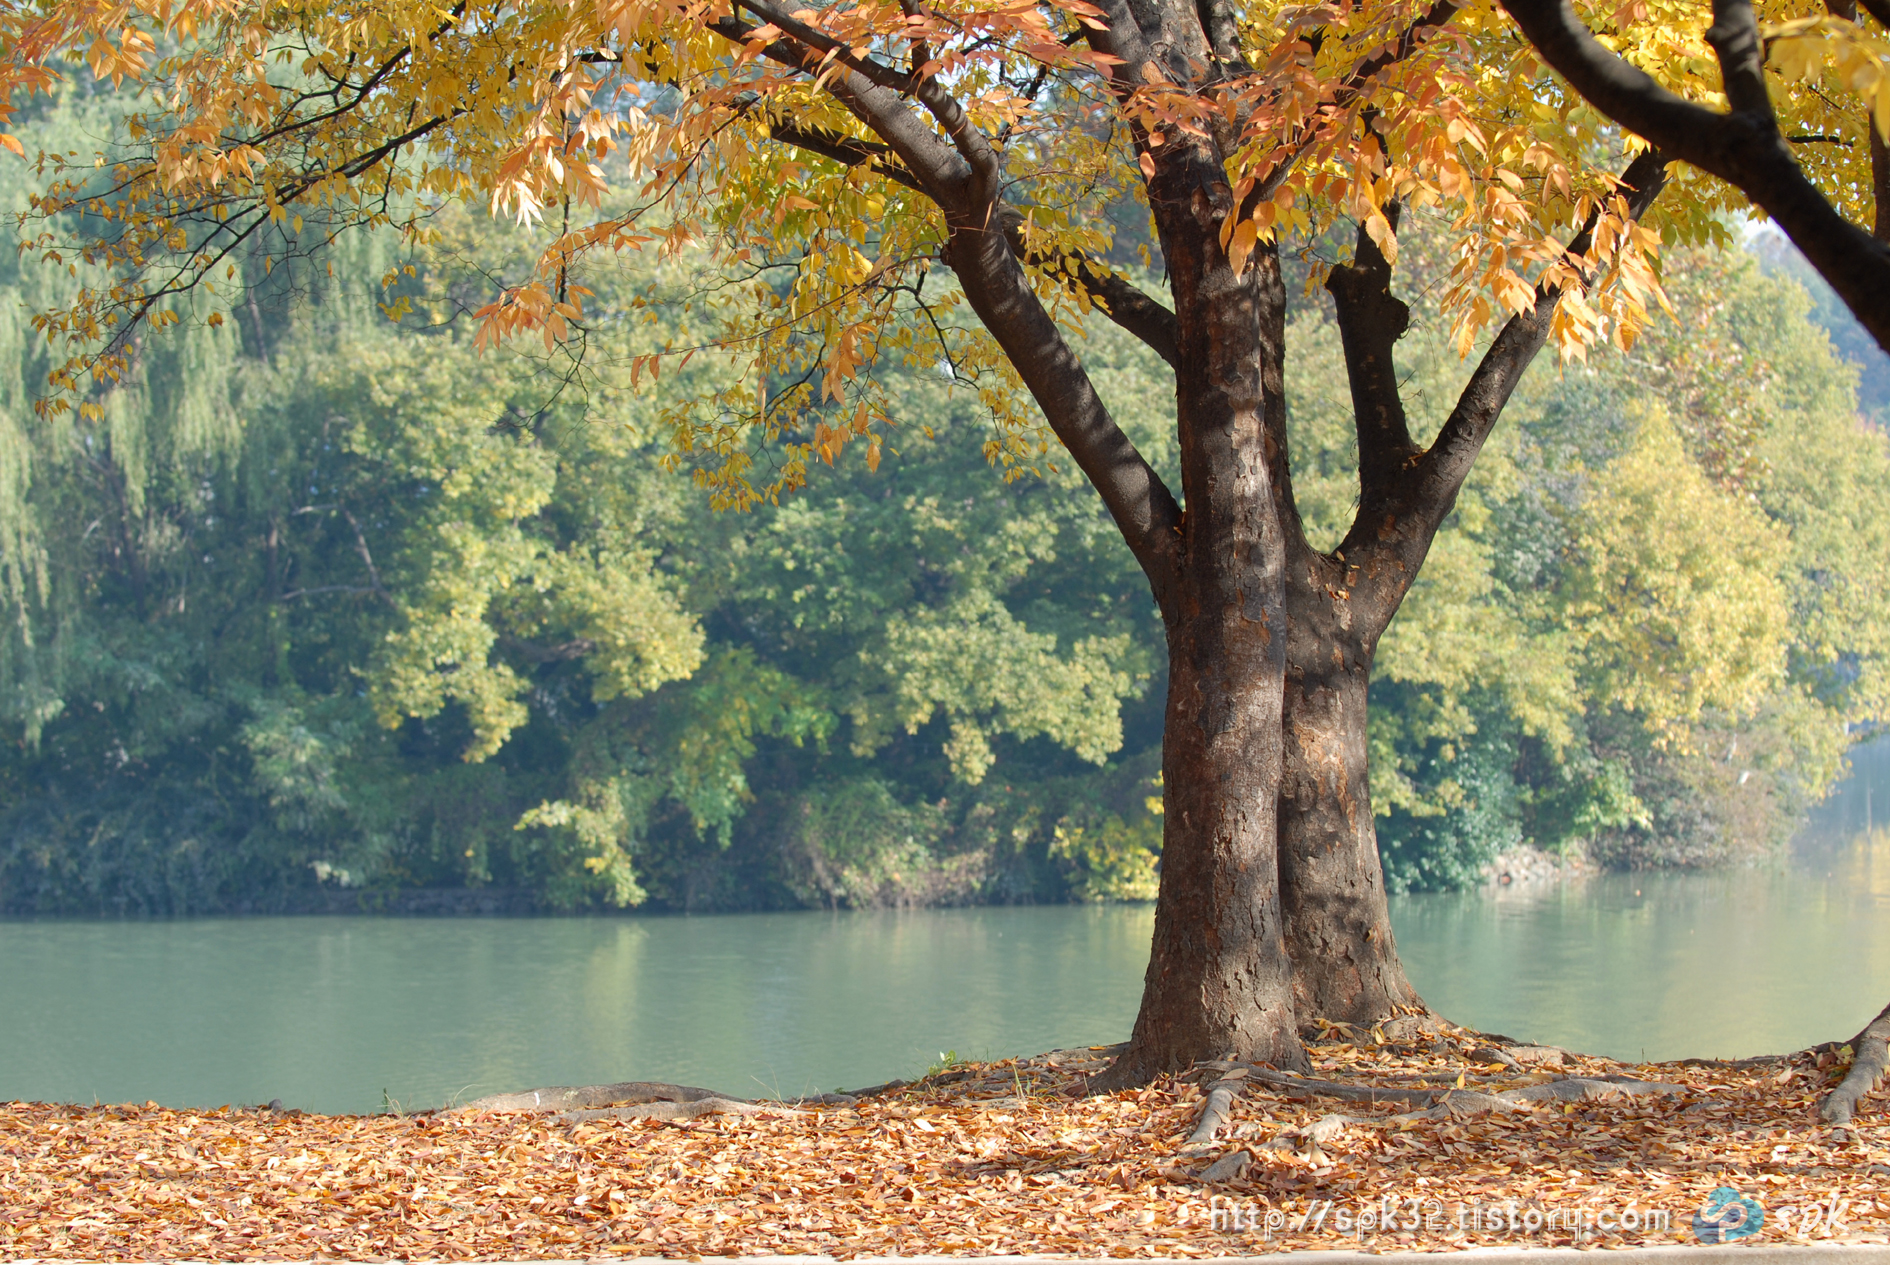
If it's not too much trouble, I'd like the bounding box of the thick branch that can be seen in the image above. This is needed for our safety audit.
[735,131,1177,365]
[734,0,914,94]
[1500,0,1890,351]
[1703,0,1773,120]
[911,71,1002,202]
[749,0,1003,198]
[1498,0,1736,145]
[762,119,924,192]
[707,17,974,210]
[709,7,1181,601]
[943,223,1184,604]
[1196,0,1254,77]
[1076,266,1179,367]
[993,207,1178,366]
[1331,148,1665,628]
[1324,201,1416,500]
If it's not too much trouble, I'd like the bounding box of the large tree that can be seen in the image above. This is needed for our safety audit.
[1,0,1678,1078]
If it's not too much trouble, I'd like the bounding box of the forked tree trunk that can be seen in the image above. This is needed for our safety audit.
[869,0,1666,1081]
[1279,564,1422,1026]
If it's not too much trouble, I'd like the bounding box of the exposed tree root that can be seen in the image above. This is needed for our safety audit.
[458,1082,735,1113]
[1822,999,1890,1124]
[559,1098,783,1125]
[1181,1032,1690,1169]
[1249,1067,1683,1108]
[450,1048,1095,1129]
[1664,1055,1791,1069]
[1246,1068,1446,1107]
[454,1081,810,1126]
[1184,1077,1244,1148]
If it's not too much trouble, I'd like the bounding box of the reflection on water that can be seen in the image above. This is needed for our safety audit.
[0,905,1156,1115]
[1392,827,1890,1065]
[1809,825,1890,902]
[1798,734,1890,854]
[4,746,1888,1115]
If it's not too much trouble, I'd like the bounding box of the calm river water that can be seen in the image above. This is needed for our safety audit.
[5,752,1889,1115]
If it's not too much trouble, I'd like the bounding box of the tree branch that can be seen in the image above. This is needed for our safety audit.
[734,0,916,94]
[1074,265,1180,367]
[992,206,1178,366]
[708,17,975,209]
[729,7,1171,364]
[1703,0,1773,120]
[910,70,1003,202]
[1499,0,1890,351]
[943,222,1183,603]
[1196,0,1254,76]
[1324,147,1666,633]
[739,125,1179,367]
[760,118,925,192]
[746,0,1001,202]
[708,6,1182,602]
[1324,201,1416,501]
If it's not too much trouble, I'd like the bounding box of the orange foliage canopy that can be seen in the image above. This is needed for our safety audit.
[0,0,1880,500]
[0,0,1735,493]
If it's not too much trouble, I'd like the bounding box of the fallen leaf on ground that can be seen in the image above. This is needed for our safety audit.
[3,1036,1888,1257]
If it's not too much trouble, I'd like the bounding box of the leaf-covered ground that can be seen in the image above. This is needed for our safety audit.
[5,1035,1889,1258]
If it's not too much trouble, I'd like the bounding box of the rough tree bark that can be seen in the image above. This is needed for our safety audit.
[1091,2,1304,1084]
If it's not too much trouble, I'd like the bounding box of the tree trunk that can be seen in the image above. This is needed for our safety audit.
[1100,138,1306,1085]
[1279,558,1423,1027]
[1109,609,1303,1082]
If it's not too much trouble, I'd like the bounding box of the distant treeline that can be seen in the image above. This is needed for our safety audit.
[4,91,1889,915]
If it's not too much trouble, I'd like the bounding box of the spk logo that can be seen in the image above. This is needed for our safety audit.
[1693,1188,1766,1242]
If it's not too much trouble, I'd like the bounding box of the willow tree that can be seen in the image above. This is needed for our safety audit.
[2,0,1682,1079]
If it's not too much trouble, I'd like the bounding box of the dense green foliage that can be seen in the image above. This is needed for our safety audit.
[4,94,1889,913]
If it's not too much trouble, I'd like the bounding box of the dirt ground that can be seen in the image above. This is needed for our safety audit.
[4,1032,1888,1258]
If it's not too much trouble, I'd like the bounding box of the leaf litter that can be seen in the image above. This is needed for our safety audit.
[4,1031,1889,1257]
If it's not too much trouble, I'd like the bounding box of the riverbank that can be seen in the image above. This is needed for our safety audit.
[5,1032,1886,1258]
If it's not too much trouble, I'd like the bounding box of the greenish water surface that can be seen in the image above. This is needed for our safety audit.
[4,774,1885,1115]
